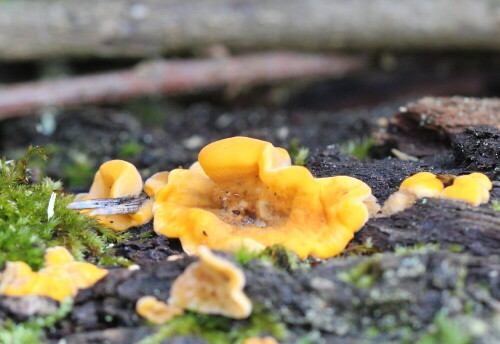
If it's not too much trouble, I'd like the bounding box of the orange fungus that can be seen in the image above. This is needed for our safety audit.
[153,137,376,259]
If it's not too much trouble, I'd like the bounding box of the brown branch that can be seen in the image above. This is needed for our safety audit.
[0,53,364,120]
[0,0,499,60]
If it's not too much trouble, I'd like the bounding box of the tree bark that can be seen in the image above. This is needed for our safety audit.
[0,0,499,60]
[34,249,500,343]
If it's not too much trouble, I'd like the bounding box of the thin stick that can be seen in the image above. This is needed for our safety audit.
[0,53,364,120]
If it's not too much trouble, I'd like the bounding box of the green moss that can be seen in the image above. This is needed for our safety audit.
[118,141,143,158]
[340,237,380,256]
[234,247,261,266]
[62,161,95,188]
[0,147,128,269]
[338,137,374,161]
[0,297,73,344]
[98,254,134,267]
[395,243,441,255]
[416,311,471,344]
[491,200,500,211]
[338,259,381,288]
[235,245,310,271]
[287,138,309,166]
[296,332,321,344]
[448,244,464,253]
[138,306,287,344]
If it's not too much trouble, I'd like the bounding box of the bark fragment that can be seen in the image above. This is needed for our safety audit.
[382,96,500,157]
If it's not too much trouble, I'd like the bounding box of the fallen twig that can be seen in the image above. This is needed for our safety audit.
[0,53,364,120]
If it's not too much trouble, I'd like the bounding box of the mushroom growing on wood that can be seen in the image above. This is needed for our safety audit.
[382,171,492,215]
[153,137,376,258]
[136,296,184,324]
[440,172,492,206]
[244,337,280,344]
[381,172,444,215]
[0,246,108,301]
[77,160,153,231]
[169,246,252,319]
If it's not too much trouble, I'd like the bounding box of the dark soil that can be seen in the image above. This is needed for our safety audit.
[0,101,392,189]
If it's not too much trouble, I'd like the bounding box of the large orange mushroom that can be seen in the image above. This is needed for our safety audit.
[153,137,376,259]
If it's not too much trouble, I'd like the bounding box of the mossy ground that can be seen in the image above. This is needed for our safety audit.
[0,298,73,344]
[0,147,128,270]
[138,306,287,344]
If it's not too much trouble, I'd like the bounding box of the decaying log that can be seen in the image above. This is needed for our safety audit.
[0,0,499,60]
[0,53,363,120]
[28,249,498,343]
[350,198,500,256]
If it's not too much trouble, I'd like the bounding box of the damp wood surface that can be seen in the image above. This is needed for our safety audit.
[0,95,498,344]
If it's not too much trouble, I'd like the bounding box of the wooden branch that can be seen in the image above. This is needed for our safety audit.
[0,53,364,120]
[0,0,499,60]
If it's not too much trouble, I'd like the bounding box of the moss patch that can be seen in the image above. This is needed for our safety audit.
[338,137,374,161]
[416,311,472,344]
[138,306,287,344]
[0,147,128,269]
[235,245,310,271]
[491,200,500,211]
[287,138,309,166]
[0,297,73,344]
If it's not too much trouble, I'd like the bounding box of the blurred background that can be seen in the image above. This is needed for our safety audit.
[0,0,498,189]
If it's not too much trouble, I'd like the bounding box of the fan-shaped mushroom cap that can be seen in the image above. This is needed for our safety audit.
[144,171,170,197]
[244,337,280,344]
[381,172,492,215]
[153,137,375,258]
[136,296,184,324]
[169,246,252,319]
[441,172,492,206]
[83,160,152,231]
[0,246,108,301]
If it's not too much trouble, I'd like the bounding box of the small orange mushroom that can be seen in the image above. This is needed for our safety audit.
[76,162,171,231]
[381,171,492,215]
[136,296,184,324]
[169,246,252,319]
[153,137,375,258]
[381,172,444,215]
[244,337,280,344]
[441,172,492,206]
[79,160,153,231]
[0,246,108,301]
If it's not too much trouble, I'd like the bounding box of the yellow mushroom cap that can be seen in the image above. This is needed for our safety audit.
[441,172,492,206]
[381,172,445,215]
[0,261,38,296]
[88,160,143,198]
[0,246,108,301]
[136,296,184,324]
[83,160,152,231]
[400,172,444,198]
[45,246,75,266]
[244,337,280,344]
[154,137,375,258]
[144,171,170,197]
[169,246,252,319]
